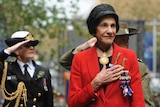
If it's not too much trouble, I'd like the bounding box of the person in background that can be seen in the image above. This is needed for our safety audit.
[0,31,53,107]
[60,37,97,70]
[114,23,155,107]
[62,3,145,107]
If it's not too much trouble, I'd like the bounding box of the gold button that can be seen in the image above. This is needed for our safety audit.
[20,104,23,107]
[32,105,36,107]
[33,98,37,102]
[38,93,41,97]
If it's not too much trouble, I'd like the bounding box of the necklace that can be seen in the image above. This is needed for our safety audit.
[96,43,111,65]
[99,52,109,65]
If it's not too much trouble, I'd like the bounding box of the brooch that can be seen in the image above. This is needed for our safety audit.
[36,70,45,80]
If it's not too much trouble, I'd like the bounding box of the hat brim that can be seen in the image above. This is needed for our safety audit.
[116,28,140,36]
[5,38,39,47]
[28,40,39,46]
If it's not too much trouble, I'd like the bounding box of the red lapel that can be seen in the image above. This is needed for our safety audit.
[86,46,106,100]
[104,43,122,96]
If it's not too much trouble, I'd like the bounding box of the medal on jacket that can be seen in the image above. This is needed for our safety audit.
[96,43,111,65]
[43,78,48,91]
[120,71,133,97]
[99,52,109,65]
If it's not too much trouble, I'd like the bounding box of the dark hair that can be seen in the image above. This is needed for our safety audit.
[87,4,119,36]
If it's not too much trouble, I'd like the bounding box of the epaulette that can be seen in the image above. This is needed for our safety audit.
[137,58,143,63]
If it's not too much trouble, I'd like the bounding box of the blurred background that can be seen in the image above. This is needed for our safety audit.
[0,0,160,107]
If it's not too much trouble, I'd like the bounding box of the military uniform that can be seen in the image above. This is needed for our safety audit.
[0,50,54,107]
[138,59,155,107]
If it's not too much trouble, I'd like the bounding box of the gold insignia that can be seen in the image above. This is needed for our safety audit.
[38,93,41,97]
[33,98,37,102]
[25,33,34,41]
[20,104,23,107]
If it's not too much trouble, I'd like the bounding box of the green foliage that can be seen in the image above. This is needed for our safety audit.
[0,0,48,39]
[71,19,90,38]
[0,0,83,62]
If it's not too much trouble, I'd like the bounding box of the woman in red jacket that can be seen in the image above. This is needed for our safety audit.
[68,4,145,107]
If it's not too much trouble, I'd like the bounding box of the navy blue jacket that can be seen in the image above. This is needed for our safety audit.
[0,50,54,107]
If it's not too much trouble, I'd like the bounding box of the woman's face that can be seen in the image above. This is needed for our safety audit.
[95,16,117,46]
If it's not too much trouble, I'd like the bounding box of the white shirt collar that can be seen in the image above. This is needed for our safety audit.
[17,60,35,77]
[17,60,32,69]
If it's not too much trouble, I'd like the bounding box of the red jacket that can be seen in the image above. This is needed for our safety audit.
[68,43,145,107]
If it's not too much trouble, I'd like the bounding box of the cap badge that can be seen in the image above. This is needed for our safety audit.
[25,33,34,41]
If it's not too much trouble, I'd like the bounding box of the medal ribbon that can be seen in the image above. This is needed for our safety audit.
[43,78,48,91]
[114,53,133,97]
[119,72,133,97]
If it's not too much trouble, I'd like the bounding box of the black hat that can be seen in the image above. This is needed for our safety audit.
[87,4,119,36]
[5,31,39,47]
[116,23,140,36]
